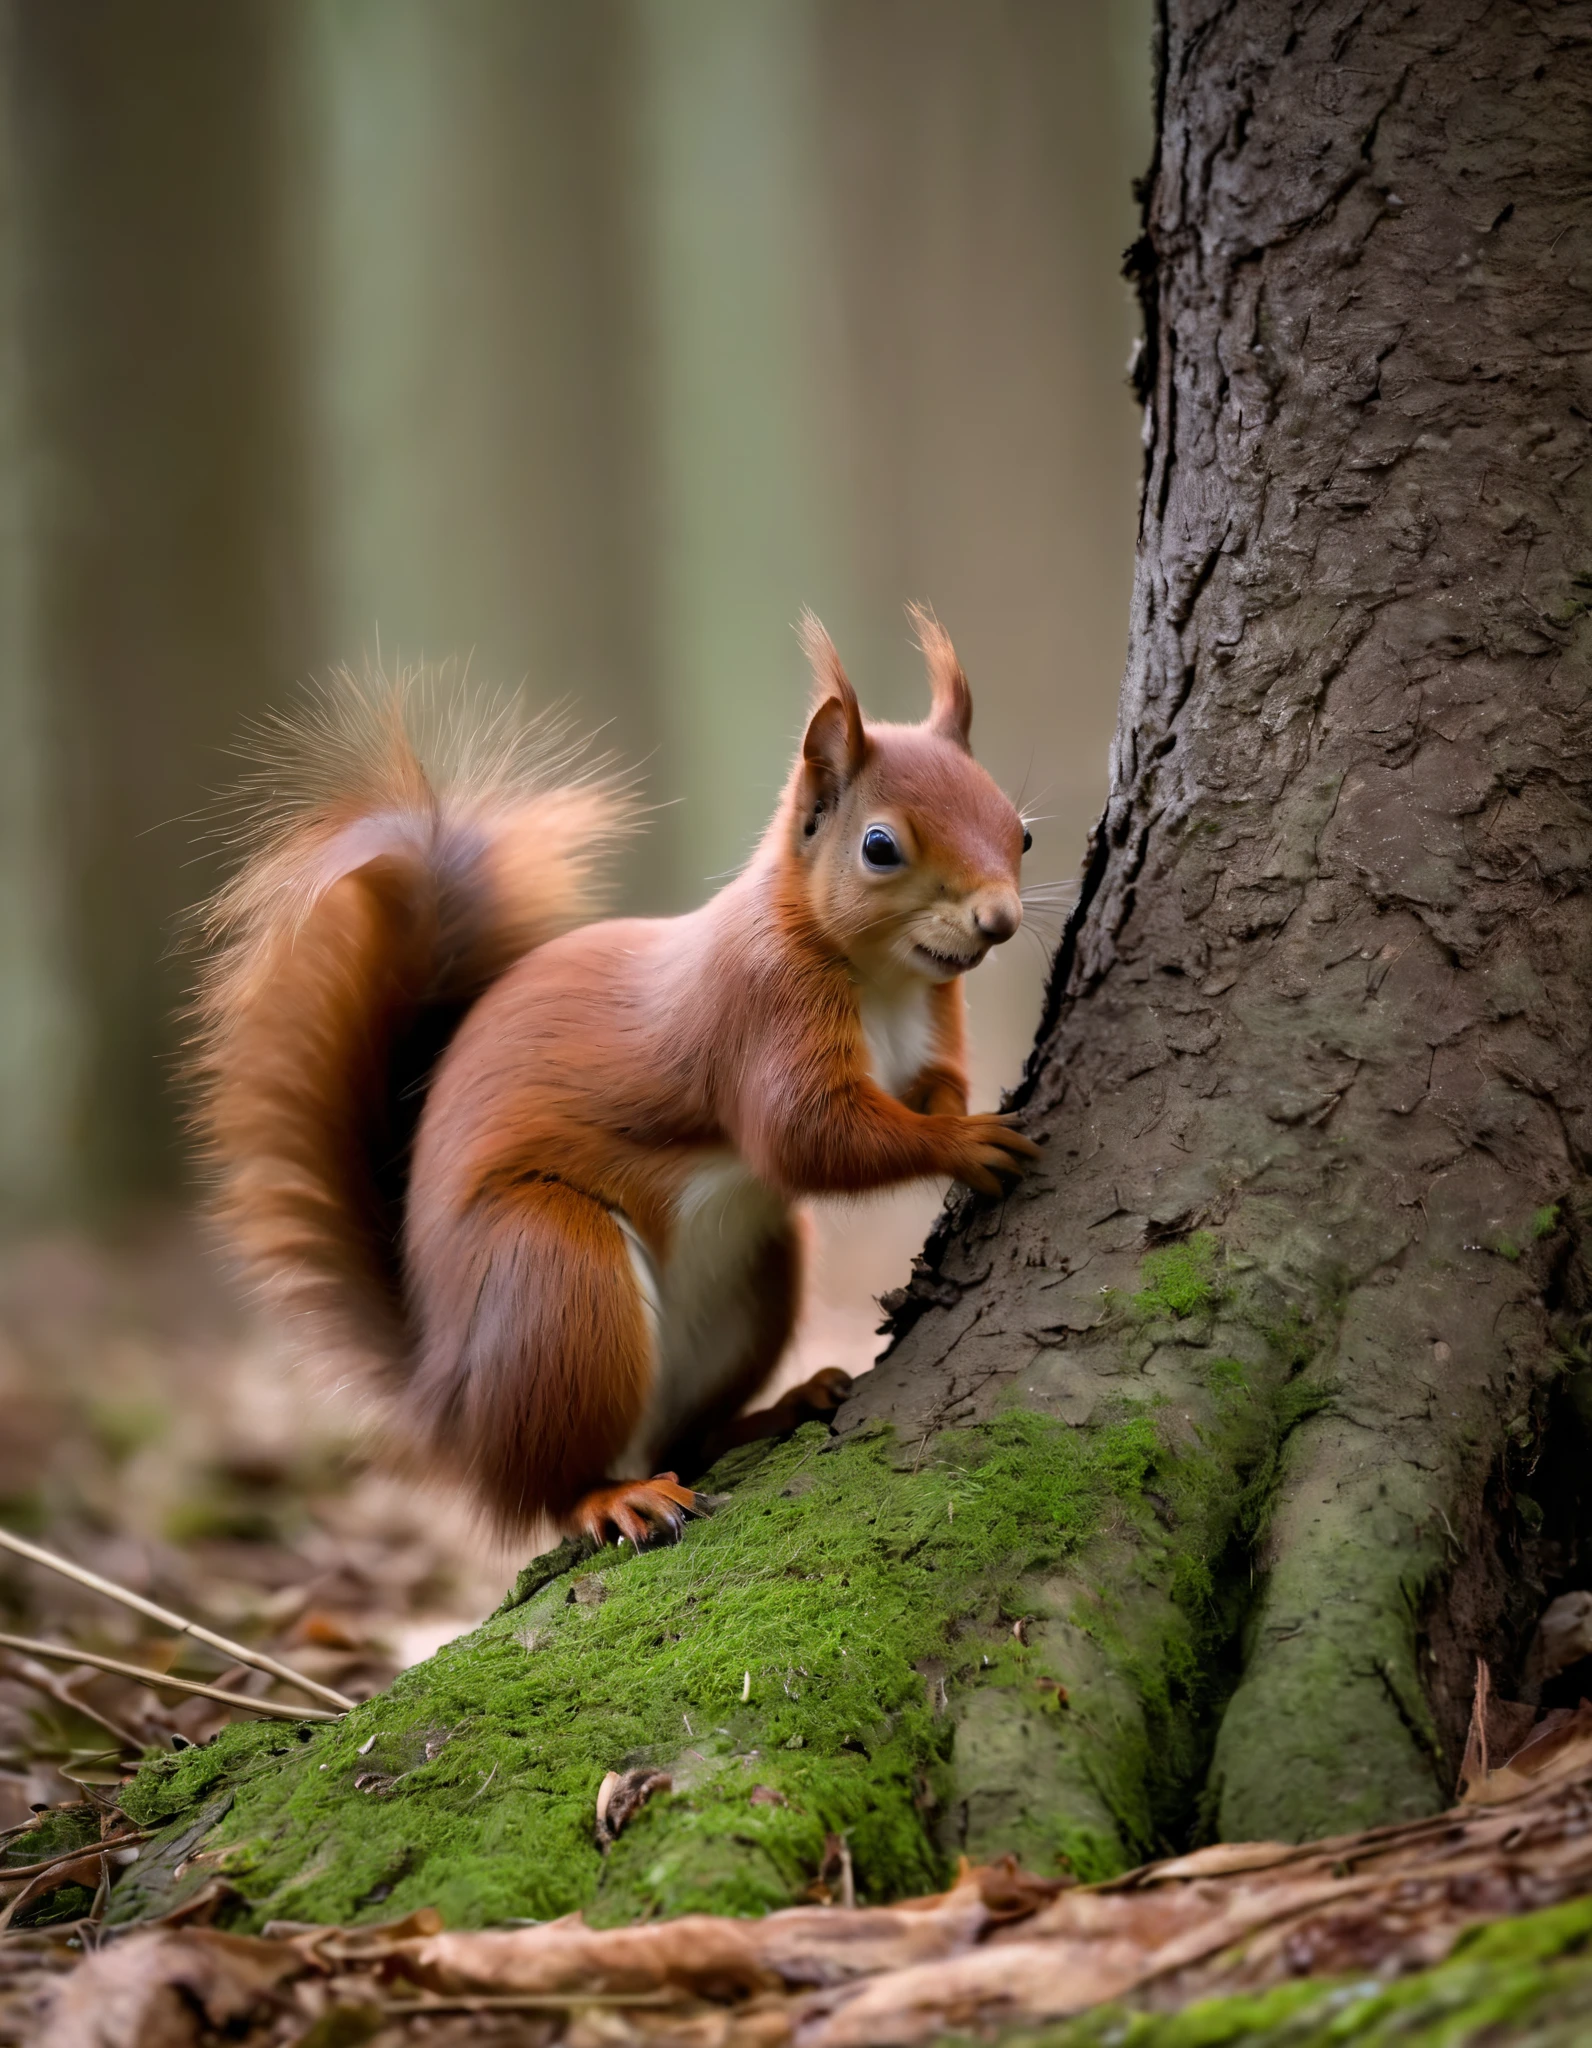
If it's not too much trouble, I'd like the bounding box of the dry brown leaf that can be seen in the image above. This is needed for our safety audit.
[385,1868,1000,2004]
[1525,1590,1592,1689]
[391,1919,776,2002]
[276,1905,444,1957]
[794,1938,1146,2048]
[596,1768,674,1850]
[36,1929,300,2048]
[1462,1706,1592,1804]
[1121,1840,1294,1884]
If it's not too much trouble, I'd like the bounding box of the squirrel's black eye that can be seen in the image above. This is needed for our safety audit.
[1022,828,1033,854]
[861,826,903,871]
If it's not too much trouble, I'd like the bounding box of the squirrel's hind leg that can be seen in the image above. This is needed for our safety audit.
[712,1364,855,1452]
[658,1223,808,1478]
[408,1176,663,1541]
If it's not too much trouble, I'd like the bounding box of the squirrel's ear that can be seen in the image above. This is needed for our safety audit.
[797,612,866,812]
[909,603,972,751]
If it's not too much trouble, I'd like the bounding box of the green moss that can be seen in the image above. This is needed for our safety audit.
[115,1413,1175,1931]
[107,1234,1346,1934]
[983,1896,1592,2046]
[958,1340,1337,1877]
[1534,1203,1561,1239]
[121,1719,319,1830]
[2,1804,103,1929]
[1,1806,99,1872]
[1130,1233,1225,1322]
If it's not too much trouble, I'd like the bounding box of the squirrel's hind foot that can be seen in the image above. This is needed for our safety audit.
[571,1473,704,1548]
[711,1366,856,1456]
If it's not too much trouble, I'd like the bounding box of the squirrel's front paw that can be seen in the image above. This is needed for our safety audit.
[949,1112,1041,1195]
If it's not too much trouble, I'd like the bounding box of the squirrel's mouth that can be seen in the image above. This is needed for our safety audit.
[912,941,982,977]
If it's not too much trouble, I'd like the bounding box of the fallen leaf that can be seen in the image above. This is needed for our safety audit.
[1526,1589,1592,1688]
[595,1767,672,1849]
[291,1612,365,1651]
[37,1929,300,2048]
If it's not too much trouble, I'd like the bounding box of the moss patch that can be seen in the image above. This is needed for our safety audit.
[118,1413,1174,1931]
[111,1227,1348,1931]
[108,1232,1356,1932]
[986,1895,1592,2046]
[1129,1233,1226,1322]
[2,1804,101,1928]
[968,1340,1335,1875]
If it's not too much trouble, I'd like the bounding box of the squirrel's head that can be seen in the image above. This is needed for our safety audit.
[788,608,1026,987]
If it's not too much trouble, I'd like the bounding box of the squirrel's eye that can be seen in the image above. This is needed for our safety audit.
[1022,828,1033,854]
[861,826,903,871]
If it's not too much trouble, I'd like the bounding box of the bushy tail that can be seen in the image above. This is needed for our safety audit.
[189,663,634,1395]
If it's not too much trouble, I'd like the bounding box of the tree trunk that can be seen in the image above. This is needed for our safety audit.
[117,0,1592,1929]
[848,0,1592,1855]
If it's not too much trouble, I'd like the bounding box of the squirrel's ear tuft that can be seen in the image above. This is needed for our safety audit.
[909,603,972,751]
[799,610,856,713]
[797,611,866,801]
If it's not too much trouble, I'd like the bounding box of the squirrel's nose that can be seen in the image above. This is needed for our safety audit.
[972,890,1021,945]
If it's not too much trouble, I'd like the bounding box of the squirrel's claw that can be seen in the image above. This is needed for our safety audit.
[951,1110,1041,1194]
[571,1474,703,1549]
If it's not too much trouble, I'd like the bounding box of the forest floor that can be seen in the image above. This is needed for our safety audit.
[0,1219,512,1818]
[7,1225,1592,2044]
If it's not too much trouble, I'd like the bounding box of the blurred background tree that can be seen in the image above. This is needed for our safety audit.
[0,0,1150,1330]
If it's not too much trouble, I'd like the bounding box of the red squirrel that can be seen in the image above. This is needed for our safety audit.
[193,610,1038,1546]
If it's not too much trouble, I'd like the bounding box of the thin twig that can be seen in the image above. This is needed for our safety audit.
[0,1527,353,1712]
[0,1833,147,1883]
[378,1993,682,2015]
[0,1649,149,1753]
[0,1841,131,1934]
[0,1914,102,1948]
[0,1633,341,1723]
[88,1850,111,1927]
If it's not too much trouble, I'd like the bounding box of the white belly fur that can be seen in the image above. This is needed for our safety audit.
[615,1154,791,1477]
[859,982,933,1099]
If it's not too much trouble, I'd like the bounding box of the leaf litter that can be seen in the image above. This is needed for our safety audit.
[0,1225,504,1866]
[10,1744,1592,2046]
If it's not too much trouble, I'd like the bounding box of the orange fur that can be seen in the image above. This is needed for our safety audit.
[193,627,1037,1544]
[189,668,633,1406]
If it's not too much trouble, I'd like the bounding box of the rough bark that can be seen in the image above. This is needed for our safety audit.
[851,0,1592,1849]
[109,0,1592,1932]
